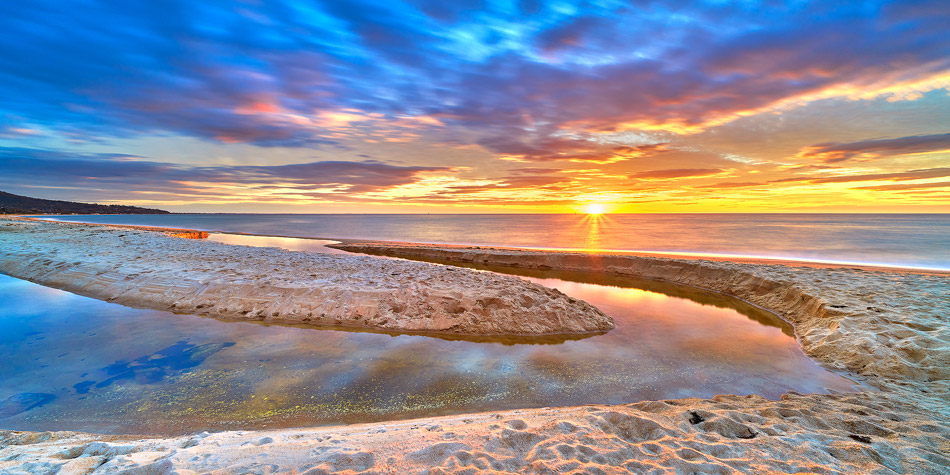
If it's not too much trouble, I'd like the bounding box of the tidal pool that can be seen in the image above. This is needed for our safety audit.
[0,241,859,435]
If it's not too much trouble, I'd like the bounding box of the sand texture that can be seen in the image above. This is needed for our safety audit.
[1,222,949,474]
[2,391,948,474]
[0,218,613,336]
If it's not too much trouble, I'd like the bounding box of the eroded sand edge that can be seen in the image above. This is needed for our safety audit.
[333,241,950,385]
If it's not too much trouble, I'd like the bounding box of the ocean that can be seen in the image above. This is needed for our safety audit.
[40,213,950,270]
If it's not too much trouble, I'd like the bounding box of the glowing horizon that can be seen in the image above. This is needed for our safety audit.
[0,1,948,213]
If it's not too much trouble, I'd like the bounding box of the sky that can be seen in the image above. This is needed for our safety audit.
[0,0,948,213]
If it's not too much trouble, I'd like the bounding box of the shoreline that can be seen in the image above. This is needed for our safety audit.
[26,215,950,274]
[0,218,613,337]
[1,218,948,473]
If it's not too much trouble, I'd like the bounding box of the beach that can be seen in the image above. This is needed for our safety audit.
[0,218,611,337]
[1,218,948,474]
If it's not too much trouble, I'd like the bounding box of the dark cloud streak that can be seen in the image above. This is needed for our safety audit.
[0,147,447,198]
[798,133,950,163]
[769,168,950,184]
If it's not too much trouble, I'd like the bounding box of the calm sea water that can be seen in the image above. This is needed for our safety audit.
[42,213,950,270]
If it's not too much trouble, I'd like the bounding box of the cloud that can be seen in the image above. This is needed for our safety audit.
[534,16,608,53]
[215,161,450,193]
[0,126,41,138]
[855,181,950,191]
[695,182,765,189]
[769,168,950,187]
[477,134,668,163]
[797,133,950,163]
[631,168,724,180]
[0,0,947,152]
[508,167,561,175]
[0,147,449,198]
[434,174,570,195]
[443,2,950,138]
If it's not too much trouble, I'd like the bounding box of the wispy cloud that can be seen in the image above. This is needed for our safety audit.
[770,167,950,184]
[631,168,725,180]
[0,147,449,198]
[797,133,950,163]
[856,181,950,191]
[695,182,765,189]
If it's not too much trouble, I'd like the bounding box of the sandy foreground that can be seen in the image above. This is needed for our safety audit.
[0,219,948,474]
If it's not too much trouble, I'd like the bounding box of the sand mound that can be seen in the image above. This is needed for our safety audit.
[0,218,613,336]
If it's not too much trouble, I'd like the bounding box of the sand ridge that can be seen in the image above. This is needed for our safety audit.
[0,218,613,337]
[1,220,949,474]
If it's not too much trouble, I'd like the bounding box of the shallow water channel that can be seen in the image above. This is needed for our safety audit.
[0,234,859,435]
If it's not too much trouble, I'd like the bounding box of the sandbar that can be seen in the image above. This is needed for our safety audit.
[0,218,613,337]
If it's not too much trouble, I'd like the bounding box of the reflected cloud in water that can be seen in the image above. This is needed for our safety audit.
[0,262,858,435]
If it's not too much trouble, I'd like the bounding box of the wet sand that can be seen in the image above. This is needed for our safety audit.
[1,219,949,474]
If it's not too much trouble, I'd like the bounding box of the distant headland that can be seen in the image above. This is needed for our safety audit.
[0,190,169,215]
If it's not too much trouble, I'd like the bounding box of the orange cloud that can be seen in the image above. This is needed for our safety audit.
[631,168,726,180]
[855,181,950,191]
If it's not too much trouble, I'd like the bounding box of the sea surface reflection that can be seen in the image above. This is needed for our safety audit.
[0,249,858,435]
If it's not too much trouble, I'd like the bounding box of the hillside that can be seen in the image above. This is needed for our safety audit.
[0,191,169,215]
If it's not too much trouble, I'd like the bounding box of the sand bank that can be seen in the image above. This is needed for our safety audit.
[1,221,948,474]
[0,218,612,337]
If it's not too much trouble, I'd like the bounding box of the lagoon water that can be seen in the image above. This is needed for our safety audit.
[0,238,859,435]
[42,213,950,270]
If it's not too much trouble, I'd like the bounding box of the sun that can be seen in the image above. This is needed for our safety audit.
[583,203,607,215]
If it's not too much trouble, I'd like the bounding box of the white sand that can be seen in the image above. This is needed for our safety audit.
[3,391,949,474]
[1,221,948,474]
[0,219,612,336]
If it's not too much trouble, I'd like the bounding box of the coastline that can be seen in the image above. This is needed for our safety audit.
[1,218,948,473]
[31,214,950,274]
[0,218,612,337]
